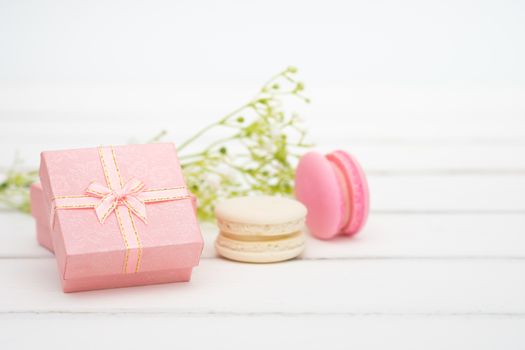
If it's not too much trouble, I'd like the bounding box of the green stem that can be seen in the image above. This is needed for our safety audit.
[179,152,207,160]
[177,121,222,153]
[261,69,291,90]
[177,103,251,153]
[148,130,167,143]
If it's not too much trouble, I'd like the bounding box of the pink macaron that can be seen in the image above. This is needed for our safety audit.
[294,150,369,240]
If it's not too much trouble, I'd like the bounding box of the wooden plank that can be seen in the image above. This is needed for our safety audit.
[2,174,523,214]
[369,175,525,212]
[2,116,525,143]
[2,141,525,173]
[3,213,525,259]
[1,258,524,314]
[0,84,524,168]
[1,314,524,350]
[1,83,524,125]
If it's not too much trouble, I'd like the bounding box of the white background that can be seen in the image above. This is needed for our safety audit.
[1,1,525,349]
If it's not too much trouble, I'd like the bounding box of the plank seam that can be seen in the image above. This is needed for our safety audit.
[1,256,525,261]
[1,311,525,318]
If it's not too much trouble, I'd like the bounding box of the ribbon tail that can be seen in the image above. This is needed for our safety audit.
[94,195,117,224]
[123,196,147,223]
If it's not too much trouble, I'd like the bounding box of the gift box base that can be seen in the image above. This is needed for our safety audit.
[31,183,54,253]
[31,181,200,292]
[36,222,54,253]
[61,267,193,293]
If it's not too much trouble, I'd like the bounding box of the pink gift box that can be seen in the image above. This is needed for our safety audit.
[36,143,203,292]
[30,183,54,252]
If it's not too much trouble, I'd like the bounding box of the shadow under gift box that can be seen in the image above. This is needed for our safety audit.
[33,143,203,293]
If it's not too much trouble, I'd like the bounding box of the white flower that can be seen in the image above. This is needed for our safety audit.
[264,142,277,154]
[269,125,280,138]
[203,174,221,191]
[224,168,237,182]
[292,112,305,123]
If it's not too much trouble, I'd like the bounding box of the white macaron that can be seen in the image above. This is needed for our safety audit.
[215,196,307,263]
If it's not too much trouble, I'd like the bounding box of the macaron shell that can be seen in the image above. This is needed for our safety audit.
[215,232,306,263]
[327,151,369,236]
[294,152,344,239]
[215,196,307,227]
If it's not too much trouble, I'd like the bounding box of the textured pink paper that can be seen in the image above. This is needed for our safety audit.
[31,182,199,255]
[31,182,198,293]
[39,143,203,287]
[30,183,54,252]
[60,267,194,293]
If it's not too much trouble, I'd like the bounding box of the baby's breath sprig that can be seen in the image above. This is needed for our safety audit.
[0,67,311,221]
[173,66,312,220]
[0,156,38,213]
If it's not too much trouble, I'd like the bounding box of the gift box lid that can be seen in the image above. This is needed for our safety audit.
[39,143,203,280]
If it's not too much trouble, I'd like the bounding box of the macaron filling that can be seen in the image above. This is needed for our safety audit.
[217,217,305,236]
[219,230,303,242]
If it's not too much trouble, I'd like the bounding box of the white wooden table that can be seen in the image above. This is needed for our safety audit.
[0,82,524,349]
[1,1,525,347]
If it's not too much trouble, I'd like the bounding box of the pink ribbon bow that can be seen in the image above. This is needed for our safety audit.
[50,146,192,274]
[86,178,147,224]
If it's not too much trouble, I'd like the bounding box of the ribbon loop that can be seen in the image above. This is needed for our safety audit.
[85,178,147,224]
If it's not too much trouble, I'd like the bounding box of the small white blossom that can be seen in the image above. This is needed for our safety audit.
[269,125,280,138]
[292,112,305,123]
[224,168,237,182]
[264,142,277,154]
[204,174,221,191]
